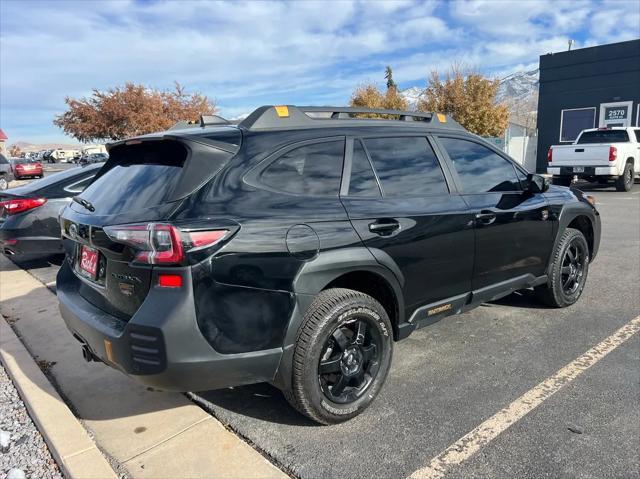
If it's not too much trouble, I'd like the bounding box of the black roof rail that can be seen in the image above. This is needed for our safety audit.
[239,105,462,131]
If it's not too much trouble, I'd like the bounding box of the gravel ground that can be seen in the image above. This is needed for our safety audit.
[0,363,62,479]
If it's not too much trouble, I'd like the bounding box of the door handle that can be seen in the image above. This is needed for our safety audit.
[475,211,497,225]
[368,220,400,234]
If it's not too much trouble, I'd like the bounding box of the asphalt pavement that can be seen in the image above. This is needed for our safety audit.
[9,181,640,479]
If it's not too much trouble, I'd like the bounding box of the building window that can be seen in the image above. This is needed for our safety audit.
[559,108,596,142]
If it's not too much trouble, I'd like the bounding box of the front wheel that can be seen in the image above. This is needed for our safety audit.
[284,288,393,424]
[615,162,634,192]
[535,228,589,308]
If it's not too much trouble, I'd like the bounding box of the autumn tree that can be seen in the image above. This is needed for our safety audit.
[417,66,509,136]
[8,144,22,157]
[349,66,408,116]
[54,82,217,142]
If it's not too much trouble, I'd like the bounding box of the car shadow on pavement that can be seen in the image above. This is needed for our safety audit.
[569,181,639,192]
[490,289,551,309]
[9,253,64,269]
[195,383,318,427]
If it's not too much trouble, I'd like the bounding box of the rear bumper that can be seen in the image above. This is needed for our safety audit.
[14,171,43,178]
[548,166,620,177]
[56,260,283,392]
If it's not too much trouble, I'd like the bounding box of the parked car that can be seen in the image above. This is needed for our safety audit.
[547,127,640,191]
[42,150,54,163]
[11,158,43,179]
[56,106,600,424]
[0,154,14,190]
[80,152,109,164]
[0,163,102,256]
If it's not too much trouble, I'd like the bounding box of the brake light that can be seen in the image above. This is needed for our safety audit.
[0,198,47,215]
[158,274,183,288]
[104,223,229,265]
[547,147,553,163]
[609,146,617,162]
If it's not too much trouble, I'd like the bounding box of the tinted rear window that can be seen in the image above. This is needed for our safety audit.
[260,140,344,196]
[78,142,186,214]
[363,137,447,196]
[577,130,629,144]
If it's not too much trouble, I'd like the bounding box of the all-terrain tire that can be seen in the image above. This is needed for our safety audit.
[615,162,634,192]
[284,288,393,425]
[535,228,589,308]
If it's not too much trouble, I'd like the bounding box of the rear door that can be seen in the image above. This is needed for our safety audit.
[340,136,474,321]
[434,135,553,301]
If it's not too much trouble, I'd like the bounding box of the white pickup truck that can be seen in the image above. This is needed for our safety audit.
[547,127,640,191]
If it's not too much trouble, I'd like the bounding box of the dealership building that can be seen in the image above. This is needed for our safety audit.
[535,39,640,172]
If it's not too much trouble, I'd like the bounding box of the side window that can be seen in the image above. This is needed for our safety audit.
[348,140,380,197]
[64,175,95,194]
[634,129,640,142]
[439,137,521,193]
[0,154,8,165]
[362,137,448,196]
[260,140,344,196]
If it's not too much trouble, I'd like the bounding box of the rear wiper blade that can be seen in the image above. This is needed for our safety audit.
[72,196,95,212]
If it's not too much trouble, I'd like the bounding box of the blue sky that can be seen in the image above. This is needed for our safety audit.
[1,0,639,144]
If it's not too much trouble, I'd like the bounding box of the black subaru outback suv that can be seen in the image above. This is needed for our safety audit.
[57,106,600,424]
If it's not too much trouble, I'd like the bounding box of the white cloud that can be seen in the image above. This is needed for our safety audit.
[0,0,636,142]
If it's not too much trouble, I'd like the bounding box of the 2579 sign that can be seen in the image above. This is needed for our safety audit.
[605,107,628,120]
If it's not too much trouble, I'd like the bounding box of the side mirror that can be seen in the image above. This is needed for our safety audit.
[526,173,549,193]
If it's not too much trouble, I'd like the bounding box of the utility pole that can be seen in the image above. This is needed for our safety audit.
[568,39,574,51]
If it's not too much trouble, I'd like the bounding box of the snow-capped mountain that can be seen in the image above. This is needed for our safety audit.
[400,69,539,119]
[399,86,425,109]
[495,69,539,105]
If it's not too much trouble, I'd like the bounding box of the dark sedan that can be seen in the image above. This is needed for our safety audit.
[0,163,103,256]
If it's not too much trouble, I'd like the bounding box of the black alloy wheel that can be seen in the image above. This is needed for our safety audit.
[318,317,381,404]
[560,238,587,296]
[535,227,590,308]
[284,288,393,424]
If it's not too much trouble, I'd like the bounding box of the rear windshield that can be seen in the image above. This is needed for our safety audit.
[577,130,629,144]
[78,142,187,214]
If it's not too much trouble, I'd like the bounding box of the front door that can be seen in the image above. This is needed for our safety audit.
[340,136,475,318]
[434,136,553,301]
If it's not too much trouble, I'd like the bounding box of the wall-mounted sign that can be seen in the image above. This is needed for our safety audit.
[600,101,633,127]
[604,106,628,121]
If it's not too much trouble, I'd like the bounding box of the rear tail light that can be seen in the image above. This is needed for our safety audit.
[0,198,47,215]
[104,223,229,265]
[547,147,552,163]
[608,146,617,162]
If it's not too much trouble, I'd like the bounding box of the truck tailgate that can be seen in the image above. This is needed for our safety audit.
[552,144,611,166]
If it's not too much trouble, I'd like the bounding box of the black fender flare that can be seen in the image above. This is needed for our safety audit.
[549,203,600,272]
[272,247,405,389]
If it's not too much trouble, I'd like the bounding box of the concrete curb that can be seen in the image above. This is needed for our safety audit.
[0,319,117,479]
